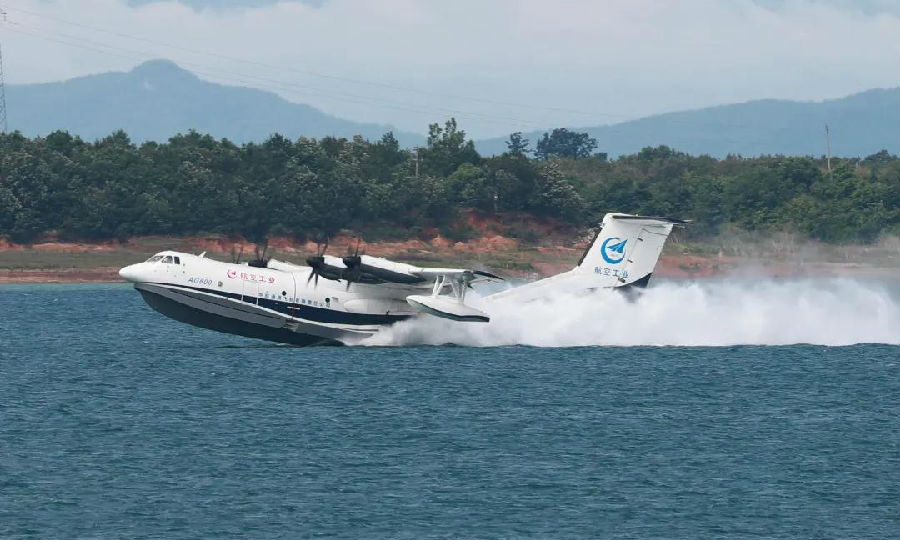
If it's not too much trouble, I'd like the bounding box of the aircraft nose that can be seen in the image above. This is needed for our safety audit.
[119,264,141,283]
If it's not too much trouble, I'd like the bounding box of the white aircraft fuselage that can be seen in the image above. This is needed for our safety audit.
[120,255,422,346]
[119,213,686,346]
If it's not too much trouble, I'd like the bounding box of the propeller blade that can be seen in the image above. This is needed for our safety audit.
[340,254,362,291]
[306,254,325,287]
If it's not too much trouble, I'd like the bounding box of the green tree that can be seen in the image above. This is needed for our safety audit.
[446,163,495,211]
[535,128,597,160]
[420,118,480,177]
[505,132,531,157]
[528,161,585,221]
[0,128,896,245]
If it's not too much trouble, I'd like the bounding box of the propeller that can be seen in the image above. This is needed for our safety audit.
[248,239,271,268]
[230,245,244,264]
[341,238,363,291]
[305,238,329,287]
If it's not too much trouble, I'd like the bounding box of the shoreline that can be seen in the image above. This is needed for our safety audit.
[0,267,123,284]
[1,258,896,284]
[1,234,897,284]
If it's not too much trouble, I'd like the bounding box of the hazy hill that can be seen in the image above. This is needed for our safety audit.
[475,88,900,158]
[6,59,423,146]
[7,59,898,157]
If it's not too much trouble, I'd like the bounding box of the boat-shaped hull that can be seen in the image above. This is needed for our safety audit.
[135,283,377,346]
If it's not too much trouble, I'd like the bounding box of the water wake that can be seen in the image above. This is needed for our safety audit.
[362,278,900,347]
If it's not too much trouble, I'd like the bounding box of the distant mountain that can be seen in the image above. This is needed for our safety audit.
[7,60,897,158]
[475,88,900,158]
[6,59,424,146]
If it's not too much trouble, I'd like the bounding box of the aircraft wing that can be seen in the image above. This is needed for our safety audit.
[339,255,502,286]
[414,267,503,282]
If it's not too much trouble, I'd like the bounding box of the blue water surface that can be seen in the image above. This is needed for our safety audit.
[0,284,897,539]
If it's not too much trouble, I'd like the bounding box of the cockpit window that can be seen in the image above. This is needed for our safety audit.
[173,256,181,264]
[162,256,174,264]
[145,255,163,263]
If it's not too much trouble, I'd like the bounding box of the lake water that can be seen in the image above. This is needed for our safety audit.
[1,283,898,539]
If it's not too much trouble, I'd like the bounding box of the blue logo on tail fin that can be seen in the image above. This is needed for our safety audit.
[600,237,627,264]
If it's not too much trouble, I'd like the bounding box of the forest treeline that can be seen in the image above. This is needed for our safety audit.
[0,119,897,244]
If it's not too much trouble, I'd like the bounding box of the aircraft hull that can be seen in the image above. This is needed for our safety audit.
[134,283,377,347]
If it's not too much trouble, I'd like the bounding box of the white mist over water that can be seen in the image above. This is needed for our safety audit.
[361,278,900,347]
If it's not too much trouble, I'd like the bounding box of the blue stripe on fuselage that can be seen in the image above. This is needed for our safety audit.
[156,283,410,326]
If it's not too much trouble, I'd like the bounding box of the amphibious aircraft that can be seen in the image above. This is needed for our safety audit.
[119,213,686,346]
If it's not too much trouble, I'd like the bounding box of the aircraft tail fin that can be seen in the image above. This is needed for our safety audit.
[483,213,687,304]
[576,213,688,288]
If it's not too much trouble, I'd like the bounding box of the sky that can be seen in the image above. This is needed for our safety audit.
[0,0,897,137]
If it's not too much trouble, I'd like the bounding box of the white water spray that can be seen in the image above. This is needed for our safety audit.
[361,278,900,347]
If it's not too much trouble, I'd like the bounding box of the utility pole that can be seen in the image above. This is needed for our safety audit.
[0,45,7,134]
[824,124,832,174]
[0,10,7,134]
[412,147,420,178]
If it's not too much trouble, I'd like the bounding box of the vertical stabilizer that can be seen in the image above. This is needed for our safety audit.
[575,213,687,288]
[484,213,686,303]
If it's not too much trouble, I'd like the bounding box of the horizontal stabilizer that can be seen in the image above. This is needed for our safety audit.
[609,215,691,225]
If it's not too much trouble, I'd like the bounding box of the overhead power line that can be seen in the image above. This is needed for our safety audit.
[1,19,557,131]
[0,3,630,121]
[0,3,781,143]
